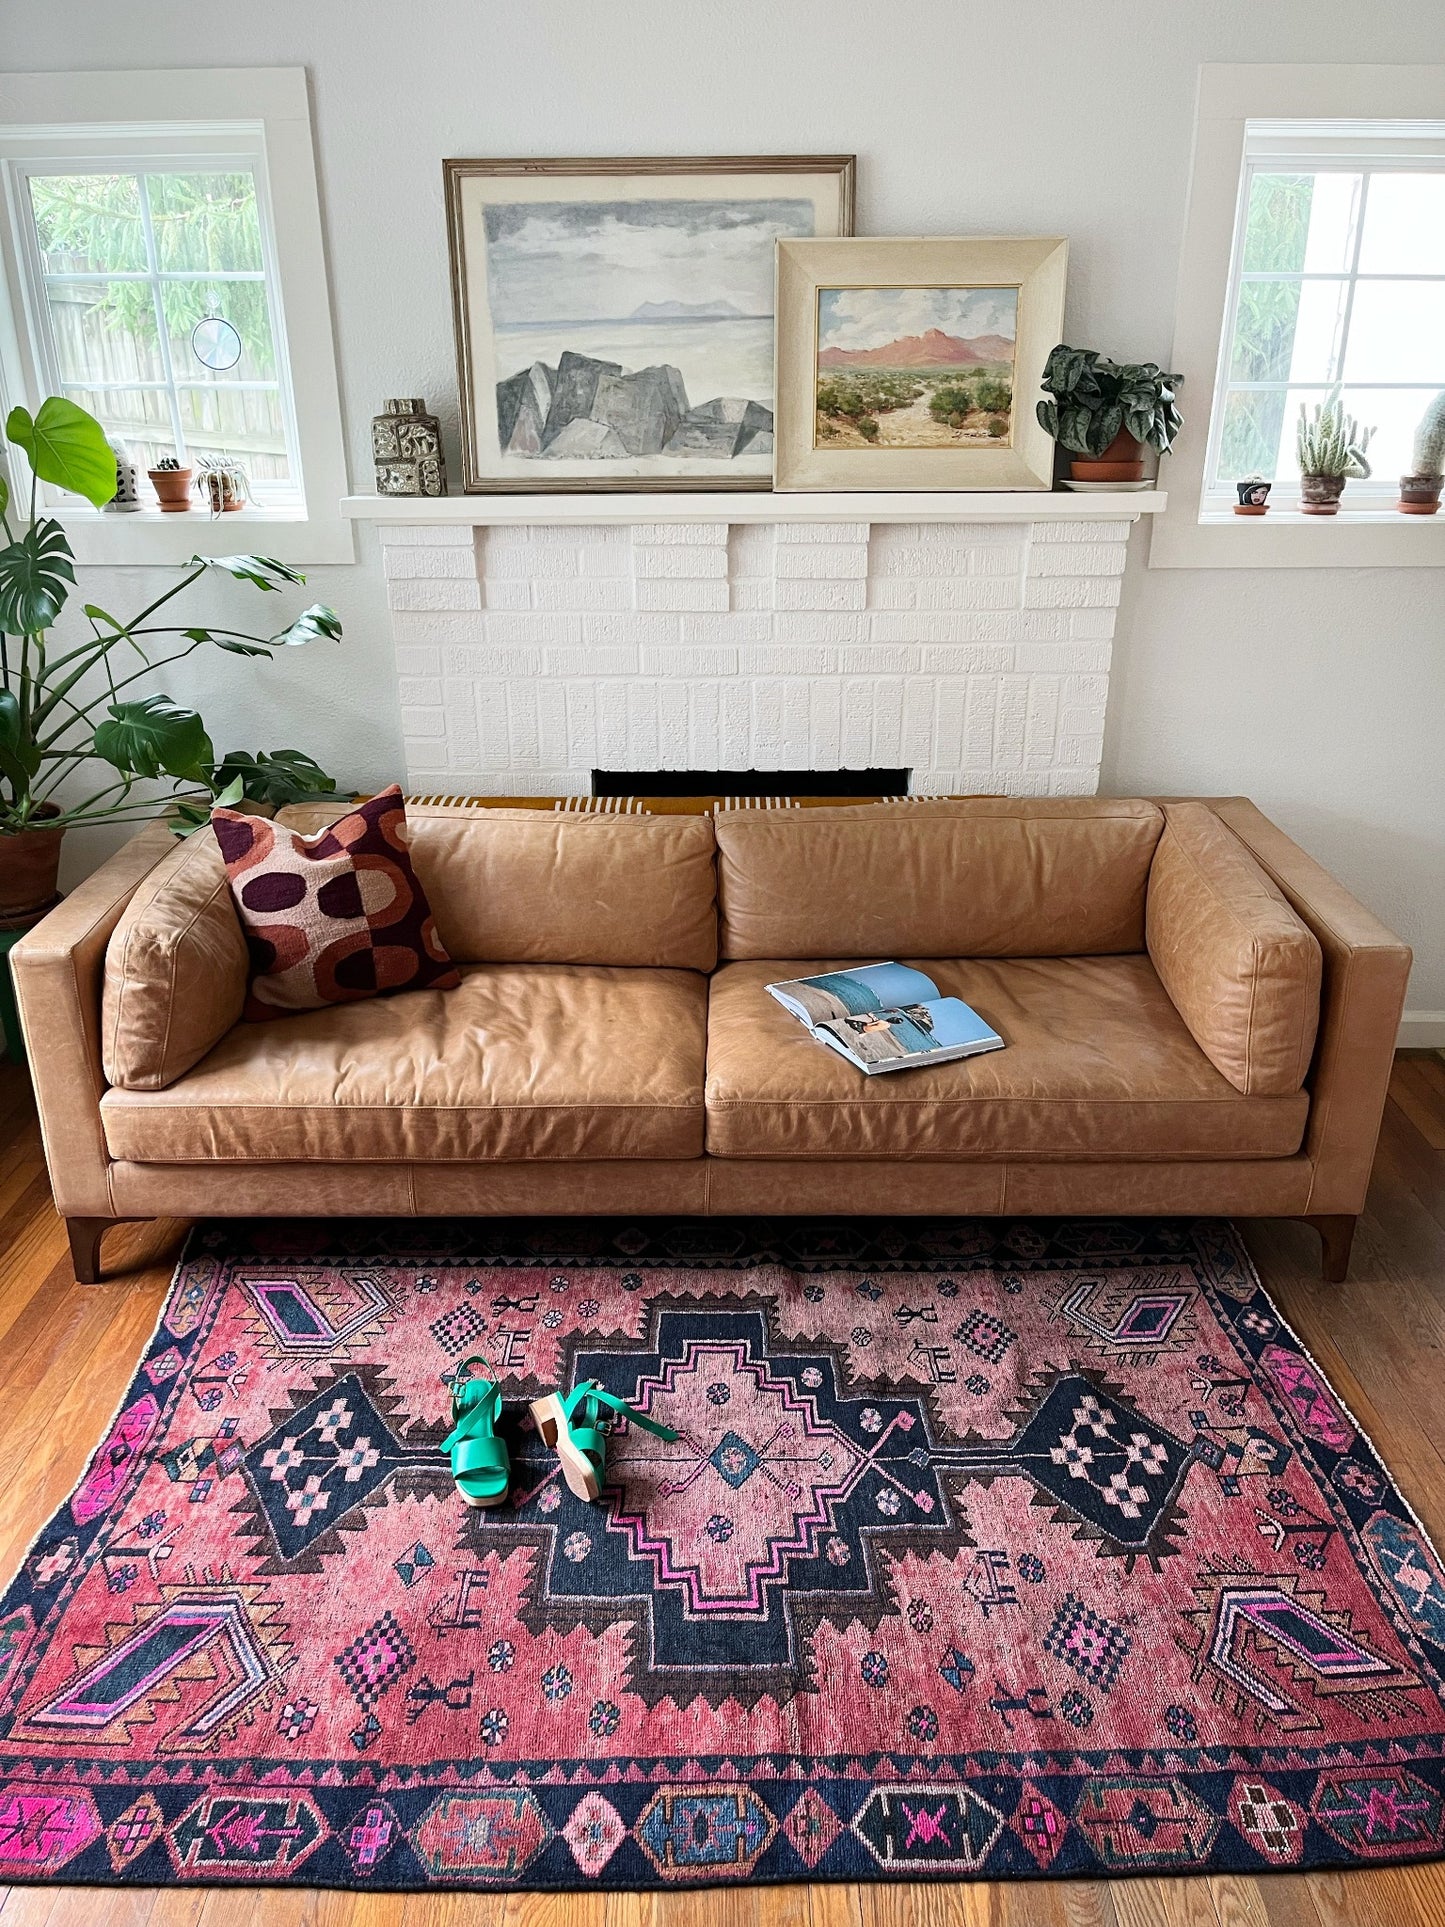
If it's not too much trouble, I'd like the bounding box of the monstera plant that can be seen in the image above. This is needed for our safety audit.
[0,397,339,914]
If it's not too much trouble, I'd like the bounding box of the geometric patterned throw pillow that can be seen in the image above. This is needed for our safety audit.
[212,784,460,1020]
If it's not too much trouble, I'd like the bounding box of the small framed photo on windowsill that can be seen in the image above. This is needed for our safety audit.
[773,236,1068,491]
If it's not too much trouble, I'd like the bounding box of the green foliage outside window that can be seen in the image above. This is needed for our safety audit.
[30,172,277,378]
[1217,174,1314,481]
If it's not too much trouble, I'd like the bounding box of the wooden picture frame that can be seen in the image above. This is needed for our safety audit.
[444,156,855,492]
[774,236,1068,491]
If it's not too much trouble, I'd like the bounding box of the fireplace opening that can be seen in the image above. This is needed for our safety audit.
[592,769,909,799]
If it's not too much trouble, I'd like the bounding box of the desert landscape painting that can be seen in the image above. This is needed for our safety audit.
[814,286,1018,449]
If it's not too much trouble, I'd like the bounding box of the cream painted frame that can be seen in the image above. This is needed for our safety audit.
[774,236,1066,492]
[1150,63,1445,570]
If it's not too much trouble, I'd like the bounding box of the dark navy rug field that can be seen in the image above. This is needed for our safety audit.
[1,1216,1442,1891]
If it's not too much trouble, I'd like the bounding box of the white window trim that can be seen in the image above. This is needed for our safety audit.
[0,68,354,566]
[1151,63,1445,570]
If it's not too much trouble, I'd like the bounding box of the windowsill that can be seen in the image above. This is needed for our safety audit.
[1150,498,1445,568]
[53,503,356,567]
[1198,502,1439,526]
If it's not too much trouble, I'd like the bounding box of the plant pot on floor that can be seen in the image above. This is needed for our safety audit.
[1068,429,1147,484]
[0,809,64,919]
[1300,472,1347,515]
[1398,474,1443,515]
[148,466,193,511]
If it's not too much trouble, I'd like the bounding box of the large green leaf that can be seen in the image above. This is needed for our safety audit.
[92,694,214,783]
[212,746,336,806]
[194,554,306,593]
[0,688,40,797]
[0,517,76,634]
[273,602,341,646]
[5,398,116,507]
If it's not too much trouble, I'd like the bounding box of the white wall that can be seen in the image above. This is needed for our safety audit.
[8,0,1443,1018]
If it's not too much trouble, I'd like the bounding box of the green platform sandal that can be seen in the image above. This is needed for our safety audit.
[531,1379,678,1502]
[441,1359,510,1509]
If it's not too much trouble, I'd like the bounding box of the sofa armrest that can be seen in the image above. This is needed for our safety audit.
[10,824,174,1216]
[1207,798,1412,1212]
[1146,802,1322,1096]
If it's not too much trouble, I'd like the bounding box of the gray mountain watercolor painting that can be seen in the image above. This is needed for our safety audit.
[484,198,812,462]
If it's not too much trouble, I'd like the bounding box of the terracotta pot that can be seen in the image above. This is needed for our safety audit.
[1234,480,1272,516]
[1069,428,1147,484]
[1300,472,1346,515]
[198,467,248,514]
[0,808,64,918]
[1397,474,1443,516]
[148,467,193,512]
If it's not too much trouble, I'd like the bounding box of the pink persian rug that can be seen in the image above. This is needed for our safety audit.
[0,1216,1442,1891]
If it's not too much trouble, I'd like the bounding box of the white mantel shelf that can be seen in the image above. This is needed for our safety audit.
[341,489,1166,526]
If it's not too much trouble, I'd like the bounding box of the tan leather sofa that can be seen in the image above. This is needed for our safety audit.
[11,796,1410,1286]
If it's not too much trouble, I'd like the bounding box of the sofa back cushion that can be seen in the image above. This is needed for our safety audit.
[277,803,719,970]
[102,828,249,1090]
[1146,801,1322,1095]
[716,798,1165,960]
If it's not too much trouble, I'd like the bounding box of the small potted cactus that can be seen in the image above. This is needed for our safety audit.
[147,453,194,512]
[1398,390,1444,515]
[1296,391,1373,515]
[1234,475,1272,516]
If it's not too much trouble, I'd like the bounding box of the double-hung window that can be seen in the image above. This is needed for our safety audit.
[1208,123,1445,503]
[18,148,299,503]
[1152,65,1445,569]
[0,69,351,564]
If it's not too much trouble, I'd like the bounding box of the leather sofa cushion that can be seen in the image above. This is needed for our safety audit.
[101,828,249,1091]
[704,957,1308,1161]
[100,963,706,1163]
[276,803,718,970]
[716,798,1164,960]
[1146,802,1321,1096]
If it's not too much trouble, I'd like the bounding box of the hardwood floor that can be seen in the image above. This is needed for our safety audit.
[1,1054,1443,1927]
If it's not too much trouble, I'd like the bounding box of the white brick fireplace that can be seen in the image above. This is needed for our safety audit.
[346,492,1163,796]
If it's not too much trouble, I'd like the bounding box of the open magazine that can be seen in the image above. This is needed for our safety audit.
[767,963,1005,1076]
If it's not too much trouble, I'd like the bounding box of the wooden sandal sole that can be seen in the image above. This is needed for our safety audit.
[531,1395,602,1502]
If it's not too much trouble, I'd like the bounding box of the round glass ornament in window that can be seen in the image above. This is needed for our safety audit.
[190,315,243,373]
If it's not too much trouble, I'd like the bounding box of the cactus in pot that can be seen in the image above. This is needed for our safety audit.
[1296,390,1374,515]
[147,451,194,511]
[1399,389,1445,515]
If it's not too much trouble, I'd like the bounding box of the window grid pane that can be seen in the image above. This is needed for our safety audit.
[1211,154,1445,488]
[27,165,297,498]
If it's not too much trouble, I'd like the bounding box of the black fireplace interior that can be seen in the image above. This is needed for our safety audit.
[592,769,909,798]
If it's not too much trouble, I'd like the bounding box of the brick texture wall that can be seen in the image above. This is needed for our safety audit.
[382,517,1132,795]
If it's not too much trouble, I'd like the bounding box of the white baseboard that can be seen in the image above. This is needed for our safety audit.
[1398,1010,1445,1049]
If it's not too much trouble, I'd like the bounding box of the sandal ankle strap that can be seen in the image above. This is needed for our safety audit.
[561,1378,678,1442]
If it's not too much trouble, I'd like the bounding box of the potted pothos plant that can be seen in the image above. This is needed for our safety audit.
[1036,345,1183,483]
[0,396,339,916]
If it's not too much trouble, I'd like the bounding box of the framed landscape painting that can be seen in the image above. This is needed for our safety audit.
[774,236,1067,490]
[445,156,855,491]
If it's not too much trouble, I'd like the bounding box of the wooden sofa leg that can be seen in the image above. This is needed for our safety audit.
[67,1217,116,1286]
[1304,1214,1357,1284]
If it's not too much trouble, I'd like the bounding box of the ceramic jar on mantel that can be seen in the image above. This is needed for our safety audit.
[372,398,447,497]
